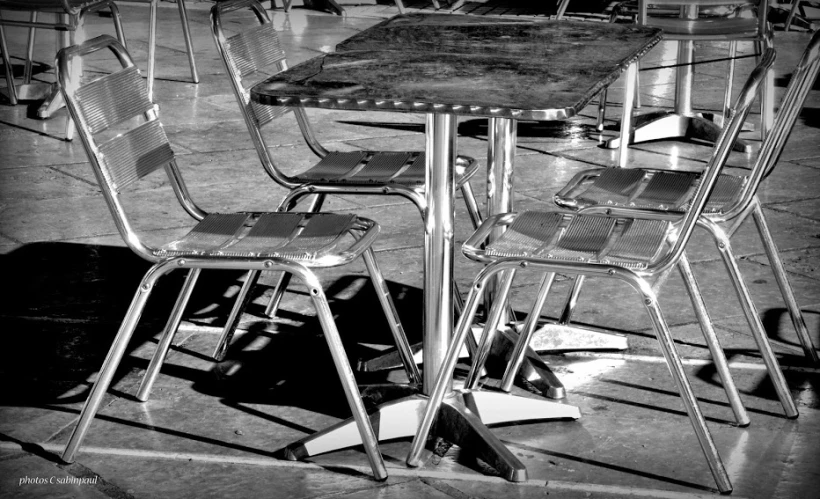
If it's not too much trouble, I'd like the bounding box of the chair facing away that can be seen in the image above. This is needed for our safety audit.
[209,0,483,360]
[554,29,820,366]
[407,46,791,494]
[56,35,421,481]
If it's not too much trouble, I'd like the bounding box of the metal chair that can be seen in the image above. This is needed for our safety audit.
[774,0,819,30]
[602,1,774,154]
[554,29,820,366]
[209,0,483,361]
[55,34,421,481]
[0,0,126,138]
[407,47,792,494]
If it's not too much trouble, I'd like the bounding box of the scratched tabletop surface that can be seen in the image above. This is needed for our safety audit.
[252,14,662,121]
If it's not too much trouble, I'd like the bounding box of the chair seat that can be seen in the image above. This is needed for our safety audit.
[294,151,478,188]
[0,0,106,12]
[156,212,364,263]
[555,168,747,214]
[484,211,672,270]
[647,16,761,39]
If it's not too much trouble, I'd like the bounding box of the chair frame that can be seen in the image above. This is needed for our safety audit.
[209,0,484,361]
[554,31,820,366]
[407,47,788,494]
[55,35,421,481]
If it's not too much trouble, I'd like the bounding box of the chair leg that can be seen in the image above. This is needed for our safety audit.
[785,0,802,31]
[264,193,326,318]
[62,264,169,463]
[752,202,819,363]
[137,268,201,401]
[556,0,571,19]
[756,40,774,141]
[458,180,519,324]
[303,271,387,481]
[214,270,260,361]
[465,270,517,388]
[677,255,750,426]
[264,272,291,319]
[0,24,18,105]
[362,247,421,385]
[394,0,406,14]
[558,274,586,325]
[63,14,86,141]
[460,181,483,230]
[723,42,737,120]
[176,0,199,84]
[23,13,36,85]
[407,263,505,467]
[596,88,607,132]
[501,272,556,392]
[704,219,799,418]
[147,0,157,101]
[633,276,732,493]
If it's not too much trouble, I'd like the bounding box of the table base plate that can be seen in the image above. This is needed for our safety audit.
[282,390,580,482]
[604,111,752,153]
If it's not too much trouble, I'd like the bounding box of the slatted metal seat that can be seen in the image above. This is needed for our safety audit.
[209,0,483,361]
[56,35,421,482]
[406,47,795,495]
[554,31,820,366]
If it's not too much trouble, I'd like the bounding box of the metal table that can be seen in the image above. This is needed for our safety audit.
[251,14,662,481]
[604,3,757,153]
[336,14,661,395]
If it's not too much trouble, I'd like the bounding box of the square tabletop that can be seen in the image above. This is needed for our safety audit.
[251,14,662,121]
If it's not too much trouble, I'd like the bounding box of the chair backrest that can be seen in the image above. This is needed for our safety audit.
[648,46,776,272]
[211,0,313,188]
[724,29,820,220]
[638,0,769,39]
[57,35,204,262]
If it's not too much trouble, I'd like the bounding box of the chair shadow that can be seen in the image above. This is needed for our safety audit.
[186,274,424,419]
[0,241,423,426]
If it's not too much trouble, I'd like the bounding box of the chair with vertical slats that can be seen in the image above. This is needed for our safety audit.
[554,29,820,366]
[407,47,796,495]
[56,35,420,481]
[209,0,483,361]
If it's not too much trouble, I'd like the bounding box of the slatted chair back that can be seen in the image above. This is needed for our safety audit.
[641,47,777,274]
[57,35,203,261]
[725,29,820,220]
[211,0,327,187]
